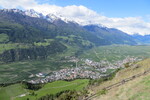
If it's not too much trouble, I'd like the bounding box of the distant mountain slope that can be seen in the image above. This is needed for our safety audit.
[0,9,59,43]
[83,25,137,45]
[90,59,150,100]
[132,34,150,44]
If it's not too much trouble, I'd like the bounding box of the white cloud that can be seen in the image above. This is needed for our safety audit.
[0,0,150,35]
[0,0,37,8]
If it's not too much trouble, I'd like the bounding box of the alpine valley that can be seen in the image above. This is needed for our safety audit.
[1,9,150,100]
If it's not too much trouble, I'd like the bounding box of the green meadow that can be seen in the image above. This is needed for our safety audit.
[0,79,89,100]
[0,84,27,100]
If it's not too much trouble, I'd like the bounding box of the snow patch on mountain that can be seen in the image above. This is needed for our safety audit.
[1,9,43,18]
[24,9,43,18]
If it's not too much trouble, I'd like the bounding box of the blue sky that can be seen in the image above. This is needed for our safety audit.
[36,0,150,18]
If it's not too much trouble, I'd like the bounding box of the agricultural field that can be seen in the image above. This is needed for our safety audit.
[1,45,150,84]
[0,44,80,84]
[0,59,75,84]
[0,79,89,100]
[80,45,150,62]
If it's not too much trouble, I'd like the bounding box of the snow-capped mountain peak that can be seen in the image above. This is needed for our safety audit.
[1,9,43,18]
[46,13,60,22]
[45,13,79,24]
[24,9,43,18]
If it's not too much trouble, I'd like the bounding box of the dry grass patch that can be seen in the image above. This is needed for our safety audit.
[91,59,150,100]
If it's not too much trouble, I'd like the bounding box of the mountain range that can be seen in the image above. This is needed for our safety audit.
[0,8,146,63]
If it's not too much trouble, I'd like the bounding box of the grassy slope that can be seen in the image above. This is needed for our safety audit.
[16,79,89,100]
[92,59,150,100]
[0,43,31,54]
[0,33,9,42]
[0,84,27,100]
[0,79,89,100]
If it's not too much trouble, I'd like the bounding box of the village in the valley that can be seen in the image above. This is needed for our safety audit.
[28,56,142,84]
